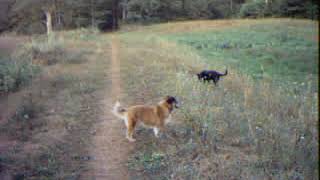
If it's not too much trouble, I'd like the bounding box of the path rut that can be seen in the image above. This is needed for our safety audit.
[82,35,133,180]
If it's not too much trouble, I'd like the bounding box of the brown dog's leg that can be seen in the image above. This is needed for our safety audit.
[153,127,160,137]
[126,119,136,142]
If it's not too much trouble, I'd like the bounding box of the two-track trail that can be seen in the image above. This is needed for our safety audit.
[81,35,133,180]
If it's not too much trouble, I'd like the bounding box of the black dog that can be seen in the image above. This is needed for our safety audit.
[197,69,228,85]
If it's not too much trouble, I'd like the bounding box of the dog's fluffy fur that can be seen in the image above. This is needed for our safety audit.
[197,69,228,85]
[112,96,179,142]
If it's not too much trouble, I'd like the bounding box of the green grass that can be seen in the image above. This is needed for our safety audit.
[165,20,318,84]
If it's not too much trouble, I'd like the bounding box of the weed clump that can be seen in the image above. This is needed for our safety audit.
[0,56,39,93]
[23,36,88,66]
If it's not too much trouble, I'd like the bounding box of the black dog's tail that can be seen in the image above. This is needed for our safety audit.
[221,69,228,76]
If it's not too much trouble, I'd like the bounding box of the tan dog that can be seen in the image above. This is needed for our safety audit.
[112,96,179,142]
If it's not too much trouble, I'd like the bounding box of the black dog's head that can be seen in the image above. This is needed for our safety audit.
[197,73,201,79]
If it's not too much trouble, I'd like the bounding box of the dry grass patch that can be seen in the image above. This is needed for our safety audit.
[0,32,112,179]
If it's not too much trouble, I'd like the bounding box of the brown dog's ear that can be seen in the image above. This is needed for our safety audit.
[166,96,176,104]
[166,96,179,108]
[164,96,171,102]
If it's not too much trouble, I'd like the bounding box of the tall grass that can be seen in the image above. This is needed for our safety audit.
[119,22,318,179]
[0,30,111,179]
[0,54,39,93]
[0,33,92,93]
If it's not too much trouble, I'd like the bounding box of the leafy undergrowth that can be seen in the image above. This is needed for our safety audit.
[0,31,111,179]
[119,19,318,180]
[0,33,92,94]
[0,51,40,93]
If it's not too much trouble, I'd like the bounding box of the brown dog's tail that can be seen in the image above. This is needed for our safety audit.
[112,101,127,119]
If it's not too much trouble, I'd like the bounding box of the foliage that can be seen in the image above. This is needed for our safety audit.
[277,0,319,19]
[26,35,88,65]
[240,0,319,19]
[0,55,39,93]
[239,0,269,18]
[1,0,318,34]
[6,0,116,34]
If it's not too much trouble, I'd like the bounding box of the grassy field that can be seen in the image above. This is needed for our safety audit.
[165,19,318,85]
[118,19,318,179]
[0,19,318,179]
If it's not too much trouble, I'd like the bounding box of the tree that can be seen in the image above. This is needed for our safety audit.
[7,0,120,33]
[112,0,120,29]
[121,0,129,20]
[11,0,60,35]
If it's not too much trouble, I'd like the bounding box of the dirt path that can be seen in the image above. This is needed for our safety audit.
[82,35,133,179]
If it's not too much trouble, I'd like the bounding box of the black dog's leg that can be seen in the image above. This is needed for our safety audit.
[213,78,217,85]
[214,76,220,86]
[203,76,209,83]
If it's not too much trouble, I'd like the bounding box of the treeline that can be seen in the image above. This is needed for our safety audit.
[0,0,318,34]
[125,0,318,21]
[0,0,120,34]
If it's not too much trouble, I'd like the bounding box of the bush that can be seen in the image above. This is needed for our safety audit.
[27,38,66,65]
[304,2,319,19]
[239,0,268,18]
[25,36,87,65]
[0,56,39,93]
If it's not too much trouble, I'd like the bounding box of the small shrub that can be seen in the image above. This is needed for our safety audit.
[24,37,87,65]
[63,50,87,64]
[128,152,167,173]
[0,56,39,93]
[239,0,268,18]
[304,2,318,20]
[28,38,66,65]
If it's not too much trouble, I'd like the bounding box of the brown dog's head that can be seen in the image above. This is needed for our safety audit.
[164,96,180,111]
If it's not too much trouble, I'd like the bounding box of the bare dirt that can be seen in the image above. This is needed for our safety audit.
[81,35,133,180]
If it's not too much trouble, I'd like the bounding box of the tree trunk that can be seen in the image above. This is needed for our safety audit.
[91,0,95,28]
[182,0,185,9]
[112,0,119,30]
[122,0,128,20]
[182,0,186,14]
[45,10,53,36]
